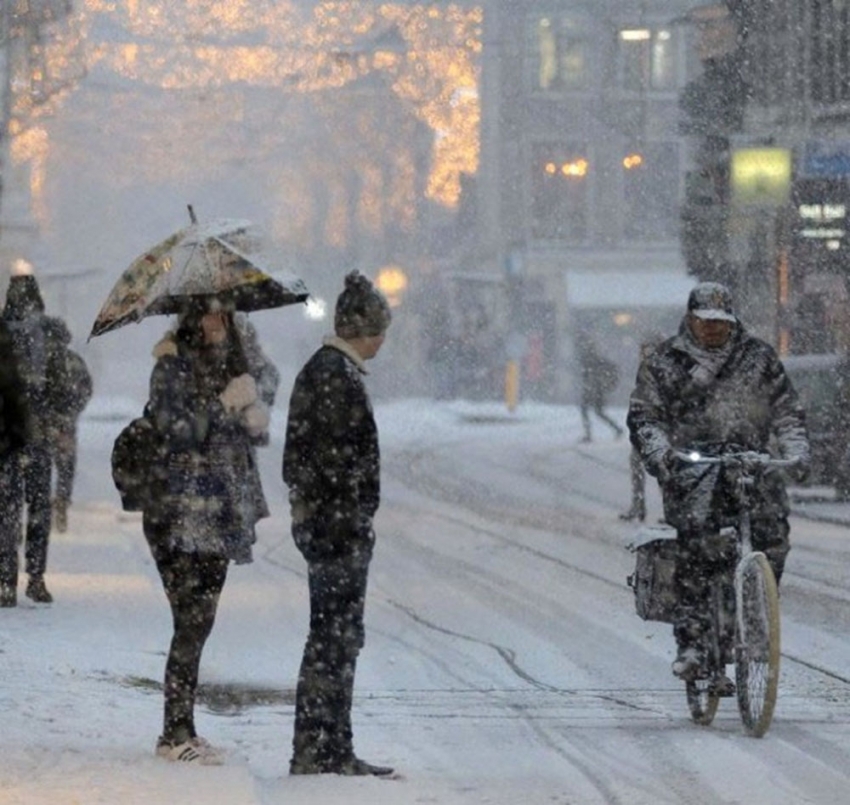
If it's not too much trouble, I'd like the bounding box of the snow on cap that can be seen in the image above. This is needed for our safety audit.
[687,282,736,322]
[11,258,34,277]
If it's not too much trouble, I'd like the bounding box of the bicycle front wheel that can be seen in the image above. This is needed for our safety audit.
[734,552,781,737]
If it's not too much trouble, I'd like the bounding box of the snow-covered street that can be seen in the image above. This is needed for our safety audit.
[1,398,849,804]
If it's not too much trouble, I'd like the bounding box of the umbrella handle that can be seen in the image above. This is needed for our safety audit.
[187,204,197,224]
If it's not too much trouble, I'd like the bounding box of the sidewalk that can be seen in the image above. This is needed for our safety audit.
[790,485,850,526]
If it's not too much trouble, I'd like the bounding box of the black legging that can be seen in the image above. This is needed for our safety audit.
[144,515,228,744]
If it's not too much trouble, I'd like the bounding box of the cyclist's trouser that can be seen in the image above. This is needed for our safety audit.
[673,518,789,655]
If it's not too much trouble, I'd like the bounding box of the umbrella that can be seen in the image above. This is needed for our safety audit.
[89,207,309,338]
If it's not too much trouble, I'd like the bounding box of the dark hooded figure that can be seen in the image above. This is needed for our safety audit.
[0,269,72,606]
[627,282,809,682]
[0,317,29,607]
[48,348,93,533]
[144,297,271,765]
[284,270,393,777]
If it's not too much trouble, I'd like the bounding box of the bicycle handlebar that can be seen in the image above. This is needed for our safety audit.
[671,449,801,469]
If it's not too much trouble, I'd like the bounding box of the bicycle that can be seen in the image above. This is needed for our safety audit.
[627,449,799,737]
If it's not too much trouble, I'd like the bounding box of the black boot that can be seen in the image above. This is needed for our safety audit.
[26,575,53,604]
[0,583,17,607]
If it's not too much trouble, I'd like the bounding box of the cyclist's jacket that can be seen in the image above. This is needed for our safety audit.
[627,317,809,531]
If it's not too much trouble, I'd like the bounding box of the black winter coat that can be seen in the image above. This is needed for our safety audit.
[0,319,28,456]
[627,320,809,531]
[147,337,268,563]
[283,337,380,560]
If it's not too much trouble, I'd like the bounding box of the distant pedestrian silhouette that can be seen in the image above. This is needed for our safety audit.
[575,333,623,442]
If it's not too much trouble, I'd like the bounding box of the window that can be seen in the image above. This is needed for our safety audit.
[622,142,680,241]
[810,0,850,104]
[530,14,589,91]
[531,143,589,241]
[617,27,679,91]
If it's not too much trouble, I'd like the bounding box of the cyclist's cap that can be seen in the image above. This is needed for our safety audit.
[687,282,737,322]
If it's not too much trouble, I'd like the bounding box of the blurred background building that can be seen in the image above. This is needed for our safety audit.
[680,0,850,356]
[451,0,699,403]
[12,2,848,407]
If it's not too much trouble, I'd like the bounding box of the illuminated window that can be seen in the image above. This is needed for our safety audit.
[530,14,589,91]
[623,142,680,241]
[618,27,679,91]
[531,143,588,241]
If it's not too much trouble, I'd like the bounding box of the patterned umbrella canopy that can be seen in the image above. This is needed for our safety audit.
[89,215,309,338]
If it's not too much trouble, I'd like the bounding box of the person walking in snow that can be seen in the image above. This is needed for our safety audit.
[283,270,394,777]
[144,296,273,765]
[0,315,29,607]
[575,332,623,443]
[0,262,74,605]
[48,348,93,533]
[627,282,809,683]
[620,334,664,522]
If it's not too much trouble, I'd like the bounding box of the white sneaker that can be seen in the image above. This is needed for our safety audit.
[155,736,225,765]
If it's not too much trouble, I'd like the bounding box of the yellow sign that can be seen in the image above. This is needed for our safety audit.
[731,147,792,206]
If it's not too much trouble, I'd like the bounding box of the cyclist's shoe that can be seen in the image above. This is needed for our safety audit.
[712,675,736,697]
[672,648,703,680]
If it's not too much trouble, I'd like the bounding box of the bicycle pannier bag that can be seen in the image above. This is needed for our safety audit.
[627,537,678,623]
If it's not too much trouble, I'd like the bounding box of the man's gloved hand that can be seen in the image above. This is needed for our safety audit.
[647,446,676,484]
[242,401,270,438]
[219,373,258,413]
[787,457,810,485]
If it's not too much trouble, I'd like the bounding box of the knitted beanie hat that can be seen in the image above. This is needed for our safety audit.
[334,270,392,339]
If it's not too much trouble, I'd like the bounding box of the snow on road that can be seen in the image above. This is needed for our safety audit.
[1,398,849,804]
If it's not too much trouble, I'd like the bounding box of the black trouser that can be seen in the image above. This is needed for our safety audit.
[627,447,646,515]
[580,398,621,440]
[0,444,52,586]
[144,515,228,744]
[674,518,790,656]
[52,424,78,506]
[292,551,371,768]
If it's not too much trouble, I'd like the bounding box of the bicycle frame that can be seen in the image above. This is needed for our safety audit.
[672,449,796,736]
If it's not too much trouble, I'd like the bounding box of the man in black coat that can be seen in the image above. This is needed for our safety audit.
[1,267,73,605]
[0,313,30,606]
[627,282,809,681]
[283,270,393,777]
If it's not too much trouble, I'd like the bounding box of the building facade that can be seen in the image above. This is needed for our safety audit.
[682,0,850,354]
[471,0,698,402]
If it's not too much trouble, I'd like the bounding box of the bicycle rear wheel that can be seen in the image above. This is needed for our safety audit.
[735,552,781,737]
[686,678,719,725]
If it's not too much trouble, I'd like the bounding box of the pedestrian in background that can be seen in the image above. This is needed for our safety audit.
[0,315,29,607]
[284,270,394,777]
[575,331,623,443]
[49,348,93,533]
[0,261,74,605]
[620,334,664,522]
[144,297,271,765]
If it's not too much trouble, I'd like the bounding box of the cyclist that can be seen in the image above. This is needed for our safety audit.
[626,282,809,682]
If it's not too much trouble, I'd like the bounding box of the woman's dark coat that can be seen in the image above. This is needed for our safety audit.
[147,335,268,564]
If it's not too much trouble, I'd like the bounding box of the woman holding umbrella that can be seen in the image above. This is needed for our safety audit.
[144,295,270,765]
